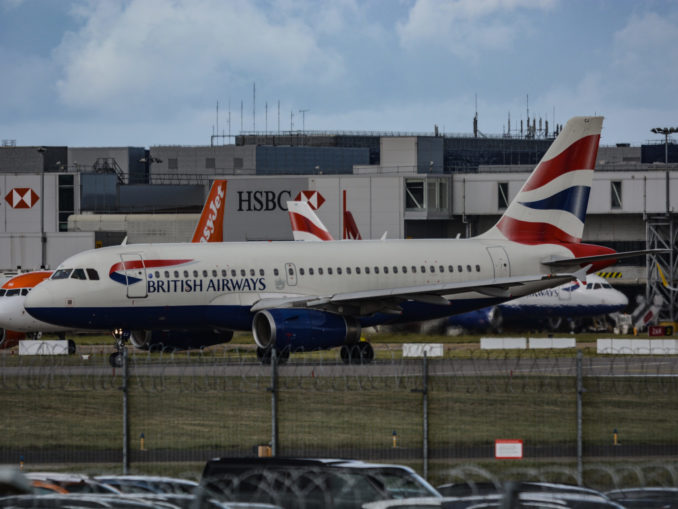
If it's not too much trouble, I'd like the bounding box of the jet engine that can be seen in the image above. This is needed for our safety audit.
[446,306,503,332]
[129,328,234,351]
[252,309,361,353]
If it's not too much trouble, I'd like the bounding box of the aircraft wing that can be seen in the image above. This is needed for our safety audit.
[542,249,668,267]
[250,273,577,316]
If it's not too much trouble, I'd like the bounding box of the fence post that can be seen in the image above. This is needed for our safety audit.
[122,345,129,474]
[423,352,429,480]
[576,349,583,486]
[270,349,279,456]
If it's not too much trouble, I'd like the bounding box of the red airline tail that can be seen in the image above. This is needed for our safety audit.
[192,180,227,243]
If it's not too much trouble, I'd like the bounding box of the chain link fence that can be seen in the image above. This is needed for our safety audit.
[1,346,678,489]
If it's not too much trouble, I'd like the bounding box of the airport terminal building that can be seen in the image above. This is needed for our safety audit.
[0,127,676,317]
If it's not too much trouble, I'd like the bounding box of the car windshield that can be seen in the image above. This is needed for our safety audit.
[366,468,441,499]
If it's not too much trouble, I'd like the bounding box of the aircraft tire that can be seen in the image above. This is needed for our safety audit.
[109,352,123,368]
[67,339,76,355]
[358,342,374,364]
[340,345,351,364]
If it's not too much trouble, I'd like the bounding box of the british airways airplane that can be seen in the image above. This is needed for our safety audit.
[25,117,633,366]
[0,180,228,352]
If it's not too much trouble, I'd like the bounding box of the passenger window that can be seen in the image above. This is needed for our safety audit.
[476,265,481,272]
[249,269,255,277]
[319,268,324,275]
[164,271,170,278]
[402,266,407,274]
[356,267,361,274]
[260,269,265,276]
[374,267,379,274]
[86,268,100,280]
[458,265,463,272]
[421,266,426,273]
[337,267,343,275]
[274,268,279,276]
[309,268,314,275]
[240,269,245,277]
[467,265,472,272]
[184,270,189,278]
[383,266,389,274]
[213,270,218,277]
[204,270,209,277]
[288,267,293,276]
[52,268,72,280]
[327,267,332,275]
[173,270,179,278]
[392,266,398,274]
[365,267,370,274]
[300,268,305,276]
[430,266,435,273]
[231,269,236,277]
[412,266,417,273]
[193,270,199,277]
[448,265,454,273]
[439,265,444,273]
[222,269,227,277]
[346,267,351,275]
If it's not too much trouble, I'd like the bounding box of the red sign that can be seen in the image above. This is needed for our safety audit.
[294,190,325,210]
[5,188,40,209]
[495,439,523,459]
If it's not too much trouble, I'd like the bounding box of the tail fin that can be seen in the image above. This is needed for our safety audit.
[343,210,362,240]
[288,201,334,241]
[481,116,603,244]
[191,179,227,243]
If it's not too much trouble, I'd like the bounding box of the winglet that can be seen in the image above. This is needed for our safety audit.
[192,180,227,243]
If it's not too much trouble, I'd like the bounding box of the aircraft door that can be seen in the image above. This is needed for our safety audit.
[487,246,511,279]
[284,262,297,286]
[121,254,148,298]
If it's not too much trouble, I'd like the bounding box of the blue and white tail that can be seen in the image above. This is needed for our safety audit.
[481,116,603,244]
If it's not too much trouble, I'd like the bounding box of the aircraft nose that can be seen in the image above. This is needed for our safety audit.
[24,283,53,319]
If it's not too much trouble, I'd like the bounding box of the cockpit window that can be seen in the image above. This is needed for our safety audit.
[21,288,29,296]
[594,283,602,290]
[86,269,100,280]
[52,268,73,280]
[0,289,5,297]
[71,268,87,280]
[6,289,20,296]
[603,283,612,289]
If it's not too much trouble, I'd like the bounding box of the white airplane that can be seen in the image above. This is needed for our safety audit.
[26,117,641,366]
[0,179,228,352]
[446,274,628,332]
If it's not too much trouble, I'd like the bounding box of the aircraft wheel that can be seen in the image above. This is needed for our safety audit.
[109,352,123,368]
[67,339,76,355]
[358,342,374,364]
[257,347,271,365]
[547,316,563,331]
[340,345,351,364]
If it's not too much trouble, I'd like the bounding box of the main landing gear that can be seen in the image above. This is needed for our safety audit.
[109,328,131,368]
[340,342,374,365]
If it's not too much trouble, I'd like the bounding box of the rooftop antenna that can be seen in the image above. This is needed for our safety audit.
[473,93,478,138]
[252,82,256,133]
[216,100,219,140]
[265,101,268,135]
[228,98,231,140]
[277,100,280,134]
[240,100,243,133]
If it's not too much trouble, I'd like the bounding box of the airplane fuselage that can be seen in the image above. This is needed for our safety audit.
[26,238,577,332]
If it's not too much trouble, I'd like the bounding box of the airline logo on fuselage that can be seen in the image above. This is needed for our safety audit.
[109,259,266,293]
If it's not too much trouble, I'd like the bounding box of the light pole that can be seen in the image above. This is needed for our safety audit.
[650,127,678,215]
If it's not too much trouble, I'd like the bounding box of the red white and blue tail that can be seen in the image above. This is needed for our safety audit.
[288,200,334,241]
[481,116,603,244]
[191,179,227,243]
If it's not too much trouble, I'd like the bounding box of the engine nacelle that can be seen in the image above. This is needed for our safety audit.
[447,306,502,332]
[252,309,361,352]
[130,329,234,351]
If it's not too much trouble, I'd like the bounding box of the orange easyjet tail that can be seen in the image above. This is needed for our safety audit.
[192,180,227,243]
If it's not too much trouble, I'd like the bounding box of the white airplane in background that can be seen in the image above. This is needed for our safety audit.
[26,117,650,366]
[446,274,628,332]
[0,180,228,352]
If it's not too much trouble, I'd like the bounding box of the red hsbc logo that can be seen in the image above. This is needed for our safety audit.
[294,190,325,210]
[5,188,40,209]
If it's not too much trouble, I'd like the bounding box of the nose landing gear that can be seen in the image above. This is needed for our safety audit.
[109,328,130,368]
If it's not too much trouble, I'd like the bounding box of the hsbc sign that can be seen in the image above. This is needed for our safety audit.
[294,190,325,210]
[5,188,40,209]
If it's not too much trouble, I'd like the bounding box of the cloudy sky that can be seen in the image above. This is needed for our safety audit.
[1,0,677,148]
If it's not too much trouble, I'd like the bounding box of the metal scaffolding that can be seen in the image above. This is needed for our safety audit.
[645,214,678,323]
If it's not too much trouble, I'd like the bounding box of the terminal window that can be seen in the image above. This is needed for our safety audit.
[498,182,509,210]
[611,181,622,209]
[58,174,75,232]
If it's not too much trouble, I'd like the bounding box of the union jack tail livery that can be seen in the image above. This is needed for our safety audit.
[192,180,227,243]
[482,116,602,245]
[288,200,333,241]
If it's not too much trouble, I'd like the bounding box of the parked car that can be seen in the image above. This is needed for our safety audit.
[199,457,441,509]
[94,475,198,495]
[24,473,120,494]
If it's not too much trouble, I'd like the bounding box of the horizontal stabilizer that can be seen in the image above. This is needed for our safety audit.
[542,249,669,267]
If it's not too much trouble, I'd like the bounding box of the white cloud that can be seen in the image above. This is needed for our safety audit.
[53,0,345,112]
[396,0,556,59]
